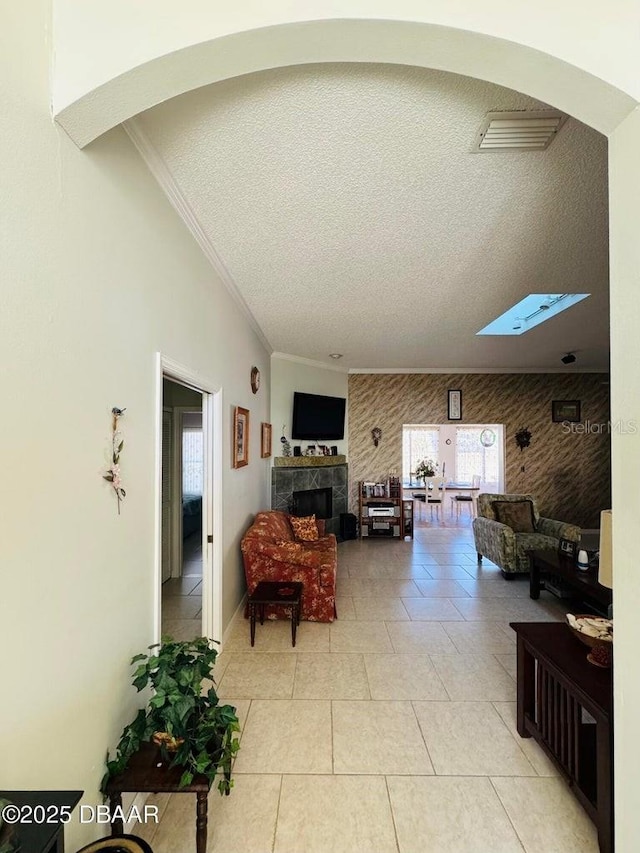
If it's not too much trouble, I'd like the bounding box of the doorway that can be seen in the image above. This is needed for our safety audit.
[156,355,223,646]
[161,378,203,640]
[402,423,505,491]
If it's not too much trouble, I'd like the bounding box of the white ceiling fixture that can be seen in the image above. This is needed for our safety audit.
[475,110,568,151]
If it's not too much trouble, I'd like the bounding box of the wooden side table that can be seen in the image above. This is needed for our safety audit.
[248,581,303,646]
[510,622,613,853]
[105,742,229,853]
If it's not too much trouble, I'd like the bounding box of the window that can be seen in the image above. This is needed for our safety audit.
[402,425,440,484]
[455,426,500,490]
[182,426,203,495]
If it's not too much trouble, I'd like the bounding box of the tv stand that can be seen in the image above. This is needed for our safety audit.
[358,479,413,539]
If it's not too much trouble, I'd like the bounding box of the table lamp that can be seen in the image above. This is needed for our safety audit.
[598,509,612,590]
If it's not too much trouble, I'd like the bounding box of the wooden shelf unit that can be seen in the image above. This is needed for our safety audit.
[359,479,413,540]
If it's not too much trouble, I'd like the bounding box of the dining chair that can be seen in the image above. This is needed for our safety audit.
[451,474,481,520]
[425,477,447,521]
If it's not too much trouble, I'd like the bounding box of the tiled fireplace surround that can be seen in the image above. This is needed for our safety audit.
[271,463,348,536]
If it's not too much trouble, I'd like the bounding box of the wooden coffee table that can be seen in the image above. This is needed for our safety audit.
[529,550,612,610]
[248,581,303,646]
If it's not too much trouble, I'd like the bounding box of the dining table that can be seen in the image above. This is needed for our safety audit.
[403,481,480,517]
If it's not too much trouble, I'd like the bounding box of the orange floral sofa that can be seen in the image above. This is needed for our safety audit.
[240,510,337,622]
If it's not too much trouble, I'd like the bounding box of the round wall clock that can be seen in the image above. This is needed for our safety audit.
[480,428,496,447]
[250,366,260,394]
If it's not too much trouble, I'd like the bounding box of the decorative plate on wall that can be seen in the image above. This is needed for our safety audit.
[250,366,260,394]
[480,428,496,447]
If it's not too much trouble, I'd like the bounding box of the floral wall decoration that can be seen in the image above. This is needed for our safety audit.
[515,427,532,451]
[103,407,126,513]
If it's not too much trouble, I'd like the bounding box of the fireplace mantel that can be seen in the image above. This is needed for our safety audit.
[274,455,346,468]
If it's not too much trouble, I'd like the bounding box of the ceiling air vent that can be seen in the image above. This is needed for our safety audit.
[475,110,567,152]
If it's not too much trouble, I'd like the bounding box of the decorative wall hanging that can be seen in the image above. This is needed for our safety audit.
[280,425,292,457]
[448,389,462,420]
[371,427,382,447]
[233,406,250,468]
[250,366,260,394]
[552,400,581,423]
[261,422,272,458]
[480,428,496,447]
[515,427,532,451]
[103,407,126,513]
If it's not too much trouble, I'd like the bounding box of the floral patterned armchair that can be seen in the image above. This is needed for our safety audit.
[473,493,581,578]
[240,510,337,621]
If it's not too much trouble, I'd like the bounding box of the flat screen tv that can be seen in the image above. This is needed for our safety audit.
[291,392,346,440]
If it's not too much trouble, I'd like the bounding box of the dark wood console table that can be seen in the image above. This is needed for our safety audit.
[510,622,613,853]
[529,550,612,612]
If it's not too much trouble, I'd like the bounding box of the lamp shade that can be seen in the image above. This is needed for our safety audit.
[598,509,612,589]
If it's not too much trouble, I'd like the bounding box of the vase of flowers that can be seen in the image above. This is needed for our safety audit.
[414,458,439,484]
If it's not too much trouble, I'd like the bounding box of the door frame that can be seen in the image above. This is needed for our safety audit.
[155,353,223,646]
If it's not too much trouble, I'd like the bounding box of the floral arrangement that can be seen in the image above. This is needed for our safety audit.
[103,407,126,513]
[414,458,439,481]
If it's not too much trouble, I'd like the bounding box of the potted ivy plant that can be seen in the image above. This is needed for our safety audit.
[102,637,240,795]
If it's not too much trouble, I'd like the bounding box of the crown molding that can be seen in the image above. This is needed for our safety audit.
[124,118,272,355]
[348,367,610,374]
[271,352,349,373]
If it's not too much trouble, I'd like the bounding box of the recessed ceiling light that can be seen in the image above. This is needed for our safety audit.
[329,353,343,359]
[477,294,590,336]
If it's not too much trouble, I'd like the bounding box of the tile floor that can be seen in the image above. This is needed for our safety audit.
[161,532,203,641]
[139,519,600,852]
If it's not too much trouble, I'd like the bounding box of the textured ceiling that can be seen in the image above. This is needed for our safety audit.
[135,63,609,371]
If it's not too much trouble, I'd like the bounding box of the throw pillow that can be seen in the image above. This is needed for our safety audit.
[290,514,319,541]
[492,500,536,533]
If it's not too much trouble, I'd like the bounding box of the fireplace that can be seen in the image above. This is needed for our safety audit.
[271,462,347,537]
[292,487,333,519]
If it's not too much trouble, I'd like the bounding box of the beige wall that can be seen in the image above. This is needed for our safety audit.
[348,373,610,527]
[609,104,640,852]
[271,355,349,457]
[0,3,269,848]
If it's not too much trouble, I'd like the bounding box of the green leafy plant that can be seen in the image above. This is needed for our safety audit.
[414,458,439,481]
[102,637,240,795]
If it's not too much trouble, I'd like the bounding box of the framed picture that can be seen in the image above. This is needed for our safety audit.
[448,389,462,420]
[233,406,249,468]
[552,400,581,423]
[261,422,272,458]
[558,538,577,559]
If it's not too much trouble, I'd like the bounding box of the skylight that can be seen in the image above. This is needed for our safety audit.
[477,294,590,336]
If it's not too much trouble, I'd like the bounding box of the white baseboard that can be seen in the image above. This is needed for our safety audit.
[220,593,247,652]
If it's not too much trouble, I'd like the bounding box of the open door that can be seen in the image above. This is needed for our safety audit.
[161,408,174,583]
[155,355,223,648]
